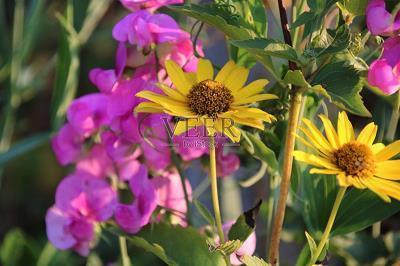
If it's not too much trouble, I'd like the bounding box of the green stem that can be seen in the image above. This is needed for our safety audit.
[309,187,347,266]
[119,236,131,266]
[209,136,224,242]
[209,136,230,265]
[385,91,400,142]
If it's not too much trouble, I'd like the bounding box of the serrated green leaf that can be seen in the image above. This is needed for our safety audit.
[242,132,278,172]
[231,38,300,63]
[194,199,216,227]
[310,61,371,117]
[228,200,261,242]
[231,0,267,37]
[241,255,271,266]
[314,25,351,57]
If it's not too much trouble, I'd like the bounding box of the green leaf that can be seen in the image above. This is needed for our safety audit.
[215,240,242,256]
[242,132,278,173]
[310,61,371,117]
[107,226,177,266]
[228,200,262,242]
[231,38,300,63]
[295,244,311,266]
[194,199,216,227]
[0,229,26,266]
[231,0,267,37]
[337,0,369,17]
[169,5,254,40]
[304,231,317,259]
[138,223,226,266]
[241,255,271,266]
[291,12,317,29]
[50,1,80,131]
[283,70,310,88]
[0,132,49,166]
[332,190,400,236]
[314,25,351,57]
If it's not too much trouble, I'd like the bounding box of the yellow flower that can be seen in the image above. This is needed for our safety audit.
[294,111,400,202]
[134,59,278,142]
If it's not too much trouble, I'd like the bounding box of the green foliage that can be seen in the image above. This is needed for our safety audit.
[228,200,261,242]
[241,255,270,266]
[194,199,216,227]
[310,61,371,117]
[337,0,369,17]
[242,131,279,173]
[138,224,226,266]
[214,240,242,256]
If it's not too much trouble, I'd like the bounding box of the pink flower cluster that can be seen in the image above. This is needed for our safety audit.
[367,0,400,95]
[46,0,240,255]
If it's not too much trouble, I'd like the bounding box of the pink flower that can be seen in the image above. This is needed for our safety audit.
[112,10,184,48]
[89,68,117,94]
[173,127,208,161]
[119,0,183,12]
[216,148,240,177]
[76,144,114,178]
[115,165,157,233]
[51,123,84,165]
[55,172,117,222]
[366,0,400,36]
[46,207,95,256]
[67,93,110,138]
[152,170,192,225]
[222,221,257,265]
[368,36,400,95]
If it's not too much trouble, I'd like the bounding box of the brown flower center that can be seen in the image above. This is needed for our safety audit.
[333,141,375,177]
[187,80,233,118]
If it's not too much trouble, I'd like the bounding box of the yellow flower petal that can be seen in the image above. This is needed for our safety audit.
[174,118,202,136]
[134,102,164,113]
[293,151,339,170]
[165,60,192,95]
[303,118,335,153]
[215,60,236,83]
[197,59,214,82]
[364,177,400,201]
[232,94,278,106]
[319,115,340,150]
[156,83,186,102]
[309,168,341,175]
[356,122,377,146]
[375,160,400,180]
[224,66,249,92]
[231,107,276,123]
[234,79,269,100]
[136,91,186,108]
[361,179,391,202]
[299,127,332,156]
[185,72,197,86]
[336,173,352,187]
[371,143,385,154]
[337,111,355,146]
[214,118,241,143]
[375,140,400,161]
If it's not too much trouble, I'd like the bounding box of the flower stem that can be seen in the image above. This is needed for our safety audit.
[309,187,347,266]
[209,136,225,242]
[385,91,400,142]
[268,92,303,265]
[119,236,131,266]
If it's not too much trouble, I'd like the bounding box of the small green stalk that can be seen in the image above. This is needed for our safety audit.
[309,187,347,266]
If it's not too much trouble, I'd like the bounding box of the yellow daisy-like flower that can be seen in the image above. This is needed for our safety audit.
[294,111,400,202]
[134,59,278,142]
